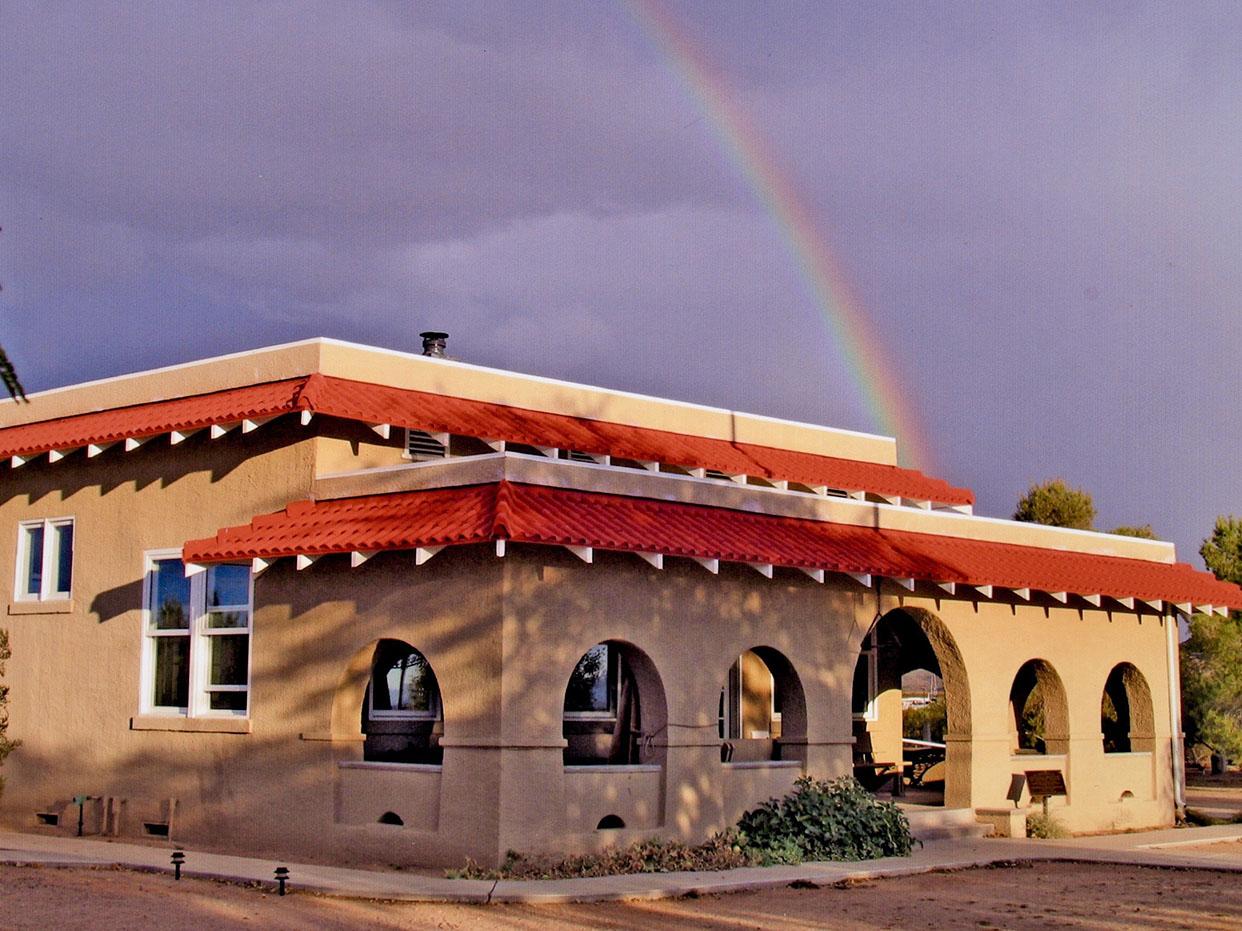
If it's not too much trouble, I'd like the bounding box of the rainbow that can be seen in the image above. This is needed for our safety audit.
[626,0,935,472]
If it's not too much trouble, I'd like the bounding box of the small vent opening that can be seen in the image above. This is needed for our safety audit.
[565,450,602,464]
[35,812,60,827]
[704,469,732,481]
[378,811,405,826]
[406,429,449,460]
[596,814,626,830]
[143,821,170,837]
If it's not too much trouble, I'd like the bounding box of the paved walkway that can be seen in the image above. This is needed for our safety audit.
[3,825,1242,904]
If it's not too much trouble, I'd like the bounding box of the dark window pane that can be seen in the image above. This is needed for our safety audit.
[207,610,248,629]
[374,648,438,713]
[565,644,612,714]
[209,635,250,686]
[23,525,44,596]
[53,523,73,594]
[153,637,190,708]
[208,564,249,607]
[150,560,191,630]
[852,654,871,715]
[208,691,248,712]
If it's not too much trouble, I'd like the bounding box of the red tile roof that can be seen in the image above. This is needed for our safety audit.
[183,482,1242,610]
[0,379,309,458]
[1,373,974,505]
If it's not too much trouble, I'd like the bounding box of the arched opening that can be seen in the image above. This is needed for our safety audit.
[562,640,667,766]
[1102,663,1155,754]
[851,607,972,807]
[1009,659,1070,755]
[362,639,444,764]
[717,647,807,763]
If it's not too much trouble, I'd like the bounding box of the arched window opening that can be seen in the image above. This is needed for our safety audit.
[362,640,443,764]
[563,641,666,767]
[718,648,806,763]
[1008,659,1069,756]
[1101,663,1155,754]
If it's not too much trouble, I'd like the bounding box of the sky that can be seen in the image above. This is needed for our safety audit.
[1,1,1239,567]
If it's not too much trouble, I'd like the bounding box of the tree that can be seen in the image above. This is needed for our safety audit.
[1180,516,1242,761]
[0,344,23,401]
[1013,479,1096,530]
[1111,524,1156,539]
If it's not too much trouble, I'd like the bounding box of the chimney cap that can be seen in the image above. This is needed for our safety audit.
[419,330,449,341]
[419,331,450,358]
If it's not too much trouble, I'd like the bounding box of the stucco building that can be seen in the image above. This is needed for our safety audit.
[2,336,1239,866]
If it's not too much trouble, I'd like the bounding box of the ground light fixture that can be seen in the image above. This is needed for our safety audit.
[274,866,290,896]
[170,850,185,880]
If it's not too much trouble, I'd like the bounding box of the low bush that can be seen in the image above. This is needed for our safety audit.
[737,776,913,864]
[1025,810,1068,839]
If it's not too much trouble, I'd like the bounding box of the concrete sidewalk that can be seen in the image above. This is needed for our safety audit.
[2,825,1242,904]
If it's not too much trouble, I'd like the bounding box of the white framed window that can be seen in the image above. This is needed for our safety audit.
[14,518,74,601]
[140,550,252,717]
[852,633,879,721]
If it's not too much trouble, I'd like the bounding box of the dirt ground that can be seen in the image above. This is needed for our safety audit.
[3,860,1242,930]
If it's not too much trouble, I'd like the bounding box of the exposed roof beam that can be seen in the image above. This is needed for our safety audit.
[169,429,202,445]
[905,498,932,510]
[749,562,774,578]
[1175,602,1193,617]
[10,454,28,468]
[1215,605,1229,617]
[810,485,830,496]
[210,422,238,439]
[1048,591,1069,604]
[369,422,391,440]
[877,494,900,506]
[1115,596,1136,610]
[973,585,993,599]
[47,448,72,462]
[1141,599,1163,612]
[565,544,593,563]
[638,460,659,472]
[638,551,664,570]
[350,550,376,568]
[847,572,873,588]
[125,436,151,451]
[184,562,207,577]
[692,556,720,574]
[535,445,558,458]
[846,490,866,501]
[895,577,916,591]
[1012,588,1032,601]
[296,553,319,571]
[495,539,507,558]
[687,467,707,478]
[937,581,956,595]
[1083,594,1102,607]
[300,410,314,426]
[485,439,507,453]
[730,473,749,484]
[770,480,789,490]
[86,442,114,458]
[415,545,444,566]
[242,416,276,433]
[800,567,825,583]
[252,556,274,576]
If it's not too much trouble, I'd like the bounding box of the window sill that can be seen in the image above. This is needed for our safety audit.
[130,715,252,734]
[8,600,74,616]
[338,761,442,773]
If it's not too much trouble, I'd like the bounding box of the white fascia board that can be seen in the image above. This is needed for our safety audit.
[211,422,238,439]
[638,552,664,570]
[295,553,319,571]
[86,442,115,457]
[800,567,825,583]
[350,550,377,568]
[251,556,274,576]
[847,572,873,588]
[565,544,593,563]
[749,562,774,578]
[415,545,444,566]
[693,556,720,574]
[369,422,392,440]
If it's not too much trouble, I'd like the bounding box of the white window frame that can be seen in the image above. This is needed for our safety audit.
[139,549,253,719]
[853,635,879,722]
[14,517,75,602]
[368,646,441,721]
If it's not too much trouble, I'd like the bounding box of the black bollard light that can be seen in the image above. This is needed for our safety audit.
[274,866,289,896]
[171,850,185,880]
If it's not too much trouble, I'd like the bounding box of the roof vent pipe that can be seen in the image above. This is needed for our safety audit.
[420,331,449,358]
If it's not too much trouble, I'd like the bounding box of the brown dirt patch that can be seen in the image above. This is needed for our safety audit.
[3,860,1242,929]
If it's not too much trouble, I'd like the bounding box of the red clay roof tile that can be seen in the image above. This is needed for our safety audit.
[183,482,1242,610]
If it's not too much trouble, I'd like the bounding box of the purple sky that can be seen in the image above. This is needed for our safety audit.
[2,2,1239,567]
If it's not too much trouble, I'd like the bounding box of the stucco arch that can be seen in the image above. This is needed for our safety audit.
[1009,658,1070,755]
[716,645,807,763]
[561,638,668,766]
[330,637,448,741]
[1101,662,1156,753]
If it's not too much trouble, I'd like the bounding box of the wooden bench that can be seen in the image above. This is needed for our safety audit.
[854,733,902,796]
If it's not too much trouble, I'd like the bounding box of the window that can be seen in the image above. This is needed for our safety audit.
[15,518,74,601]
[564,644,619,719]
[141,551,252,717]
[369,642,440,719]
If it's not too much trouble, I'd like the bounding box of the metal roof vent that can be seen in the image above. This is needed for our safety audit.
[420,331,449,358]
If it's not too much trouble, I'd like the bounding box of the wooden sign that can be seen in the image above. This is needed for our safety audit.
[1024,769,1067,799]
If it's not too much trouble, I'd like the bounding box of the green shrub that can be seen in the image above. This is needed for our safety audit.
[903,697,947,742]
[1025,810,1067,838]
[736,776,912,864]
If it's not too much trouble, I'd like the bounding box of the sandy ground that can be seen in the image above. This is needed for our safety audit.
[3,860,1242,930]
